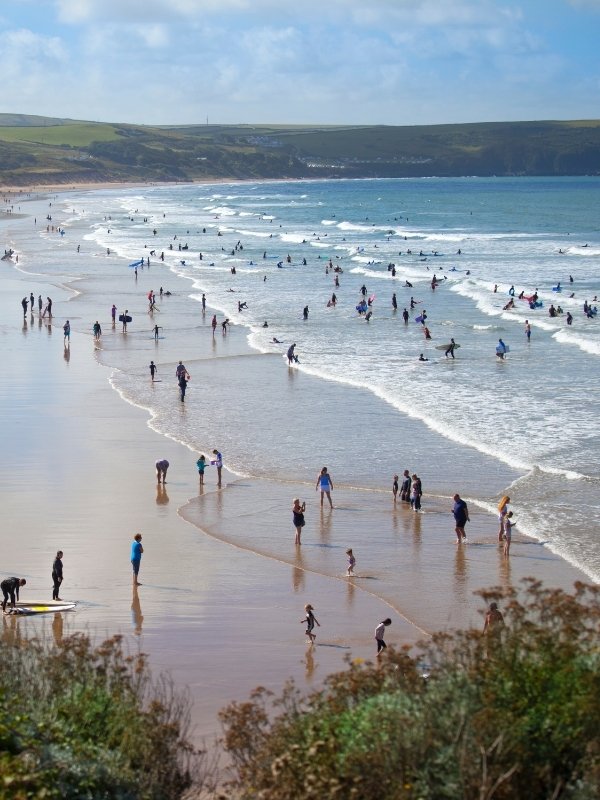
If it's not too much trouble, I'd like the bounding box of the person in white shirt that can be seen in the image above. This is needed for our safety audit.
[375,618,392,656]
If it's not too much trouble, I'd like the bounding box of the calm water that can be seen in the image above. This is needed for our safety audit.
[18,177,600,582]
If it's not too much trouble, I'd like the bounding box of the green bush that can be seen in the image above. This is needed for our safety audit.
[219,580,600,800]
[0,633,202,799]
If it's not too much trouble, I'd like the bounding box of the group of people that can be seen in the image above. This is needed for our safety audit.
[154,449,223,487]
[392,470,423,511]
[452,493,515,556]
[1,550,64,612]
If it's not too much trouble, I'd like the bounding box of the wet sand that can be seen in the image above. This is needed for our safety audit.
[0,203,591,746]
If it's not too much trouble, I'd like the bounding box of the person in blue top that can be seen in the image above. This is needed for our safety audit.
[452,494,470,543]
[130,533,143,586]
[316,466,334,509]
[496,339,507,359]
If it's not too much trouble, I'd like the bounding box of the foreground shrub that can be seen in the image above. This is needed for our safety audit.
[0,632,202,799]
[219,580,600,800]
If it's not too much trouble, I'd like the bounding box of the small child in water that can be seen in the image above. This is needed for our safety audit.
[392,474,399,503]
[346,548,356,577]
[196,454,206,485]
[301,604,320,644]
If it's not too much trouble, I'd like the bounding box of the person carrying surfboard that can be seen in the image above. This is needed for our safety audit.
[1,577,26,612]
[445,338,456,359]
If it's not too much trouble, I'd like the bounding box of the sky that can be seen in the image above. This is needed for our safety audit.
[0,0,598,126]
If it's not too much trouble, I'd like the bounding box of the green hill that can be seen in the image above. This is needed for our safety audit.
[0,115,599,186]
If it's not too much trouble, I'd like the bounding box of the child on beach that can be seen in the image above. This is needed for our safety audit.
[498,496,510,542]
[301,604,320,644]
[392,474,399,503]
[346,548,356,577]
[196,454,206,486]
[503,512,515,557]
[375,618,392,656]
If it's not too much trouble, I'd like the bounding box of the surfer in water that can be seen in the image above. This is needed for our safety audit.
[445,338,456,359]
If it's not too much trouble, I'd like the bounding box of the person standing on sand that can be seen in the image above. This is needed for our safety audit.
[52,550,63,600]
[212,449,223,486]
[38,295,43,314]
[375,618,391,655]
[63,320,71,345]
[316,466,334,509]
[452,493,469,543]
[211,314,217,334]
[1,577,26,612]
[21,297,28,317]
[155,459,169,483]
[292,497,306,545]
[131,534,143,586]
[201,293,206,312]
[196,454,206,486]
[111,304,117,324]
[301,604,320,644]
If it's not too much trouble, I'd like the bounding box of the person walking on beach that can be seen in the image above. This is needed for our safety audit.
[452,493,469,543]
[175,366,188,401]
[212,449,223,486]
[21,297,28,317]
[392,474,399,503]
[316,466,334,509]
[196,454,206,486]
[63,320,71,345]
[346,548,356,577]
[400,470,411,502]
[131,533,143,587]
[38,295,43,314]
[149,361,157,381]
[211,314,217,334]
[176,361,187,382]
[155,459,169,483]
[52,550,63,600]
[201,293,206,312]
[503,512,515,557]
[93,321,102,340]
[293,497,306,545]
[301,604,320,644]
[375,618,391,656]
[1,577,26,612]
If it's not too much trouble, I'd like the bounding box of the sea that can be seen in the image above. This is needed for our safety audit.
[13,176,600,583]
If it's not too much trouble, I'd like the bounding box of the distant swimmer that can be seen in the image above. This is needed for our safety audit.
[418,353,429,361]
[404,280,413,288]
[566,312,573,325]
[262,320,269,327]
[272,337,283,344]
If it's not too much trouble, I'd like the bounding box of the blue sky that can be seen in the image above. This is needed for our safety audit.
[1,0,598,125]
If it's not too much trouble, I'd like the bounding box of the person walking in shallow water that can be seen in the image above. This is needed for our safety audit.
[301,604,320,644]
[316,466,334,509]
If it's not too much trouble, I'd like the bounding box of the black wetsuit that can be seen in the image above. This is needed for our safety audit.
[52,557,63,600]
[1,577,21,610]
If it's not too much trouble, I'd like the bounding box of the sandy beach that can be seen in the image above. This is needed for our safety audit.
[0,189,592,746]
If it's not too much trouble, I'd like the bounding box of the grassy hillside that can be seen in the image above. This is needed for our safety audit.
[0,114,599,186]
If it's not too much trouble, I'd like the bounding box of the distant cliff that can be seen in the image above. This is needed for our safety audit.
[0,115,598,186]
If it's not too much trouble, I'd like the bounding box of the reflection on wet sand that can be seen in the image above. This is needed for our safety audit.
[131,585,144,635]
[453,544,467,605]
[52,611,64,645]
[304,645,316,681]
[292,549,305,593]
[156,484,169,505]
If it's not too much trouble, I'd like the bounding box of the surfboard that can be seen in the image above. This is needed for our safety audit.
[435,343,461,350]
[7,602,76,615]
[119,315,133,323]
[496,345,510,354]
